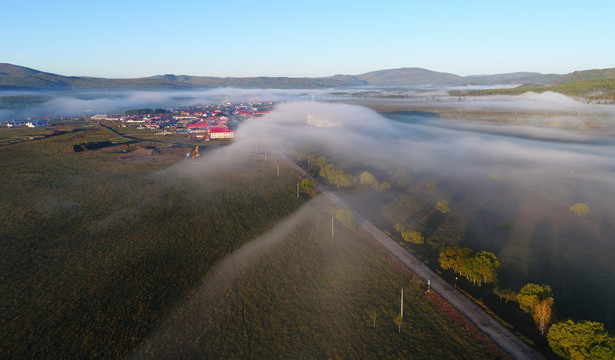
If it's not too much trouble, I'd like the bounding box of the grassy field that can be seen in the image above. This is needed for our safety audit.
[291,138,615,358]
[449,78,615,102]
[0,124,495,358]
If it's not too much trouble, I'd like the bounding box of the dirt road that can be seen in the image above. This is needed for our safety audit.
[280,152,544,360]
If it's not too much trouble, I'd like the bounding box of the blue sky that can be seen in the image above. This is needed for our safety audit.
[2,0,614,78]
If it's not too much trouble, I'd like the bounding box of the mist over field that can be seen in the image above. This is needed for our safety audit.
[236,99,615,328]
[0,88,328,122]
[3,86,615,330]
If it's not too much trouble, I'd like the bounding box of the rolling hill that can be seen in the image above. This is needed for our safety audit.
[1,63,614,90]
[551,67,615,85]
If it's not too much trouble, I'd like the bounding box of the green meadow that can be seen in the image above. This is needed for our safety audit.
[0,123,493,359]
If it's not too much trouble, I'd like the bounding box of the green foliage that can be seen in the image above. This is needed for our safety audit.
[472,251,499,285]
[317,161,354,190]
[517,283,553,314]
[394,315,404,333]
[547,320,615,360]
[315,156,327,169]
[378,181,391,191]
[439,248,498,286]
[334,173,355,189]
[306,154,315,168]
[125,108,154,115]
[335,207,355,230]
[0,95,50,109]
[449,79,615,102]
[360,171,378,189]
[402,230,424,244]
[320,163,338,180]
[0,128,305,358]
[569,202,589,216]
[367,307,378,328]
[436,200,450,214]
[439,247,473,275]
[300,178,316,193]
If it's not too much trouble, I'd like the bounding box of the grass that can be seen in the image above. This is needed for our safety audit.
[0,124,492,359]
[449,78,615,102]
[135,198,489,359]
[291,142,615,359]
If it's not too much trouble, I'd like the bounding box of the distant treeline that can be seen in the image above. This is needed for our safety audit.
[124,108,166,115]
[0,95,50,109]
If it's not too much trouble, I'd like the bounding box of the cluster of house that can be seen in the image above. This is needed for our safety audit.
[5,120,52,128]
[92,102,273,140]
[2,102,274,141]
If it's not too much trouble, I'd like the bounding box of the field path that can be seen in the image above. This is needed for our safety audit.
[278,151,544,360]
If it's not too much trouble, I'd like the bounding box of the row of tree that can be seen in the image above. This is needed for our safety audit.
[393,224,424,244]
[438,247,499,286]
[359,171,391,191]
[548,320,615,360]
[494,282,615,359]
[299,152,395,192]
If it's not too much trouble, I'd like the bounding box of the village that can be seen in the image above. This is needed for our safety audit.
[3,101,274,141]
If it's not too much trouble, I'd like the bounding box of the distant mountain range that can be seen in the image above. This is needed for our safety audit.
[1,63,614,90]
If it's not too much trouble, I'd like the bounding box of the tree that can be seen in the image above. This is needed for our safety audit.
[570,202,589,216]
[394,315,403,333]
[319,163,337,181]
[533,298,554,335]
[402,230,424,244]
[548,320,615,360]
[315,156,327,169]
[334,173,354,189]
[436,200,450,214]
[439,247,473,275]
[335,208,355,230]
[472,251,499,285]
[367,308,378,328]
[394,223,405,234]
[360,172,378,189]
[300,178,316,193]
[517,283,553,314]
[306,154,315,169]
[378,182,391,191]
[463,256,481,285]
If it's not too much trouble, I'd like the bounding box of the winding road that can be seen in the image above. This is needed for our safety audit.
[278,151,544,360]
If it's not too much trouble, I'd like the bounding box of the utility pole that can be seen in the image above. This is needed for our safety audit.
[296,183,299,198]
[331,216,334,237]
[277,163,280,176]
[401,288,404,318]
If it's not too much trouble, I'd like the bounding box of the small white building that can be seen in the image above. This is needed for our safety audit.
[307,114,342,128]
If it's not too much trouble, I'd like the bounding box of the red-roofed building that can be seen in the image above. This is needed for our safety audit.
[209,126,234,139]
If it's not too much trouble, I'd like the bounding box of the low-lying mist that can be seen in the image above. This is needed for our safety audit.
[0,88,329,121]
[234,99,615,328]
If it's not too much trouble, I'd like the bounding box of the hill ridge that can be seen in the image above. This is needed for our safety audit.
[1,63,614,90]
